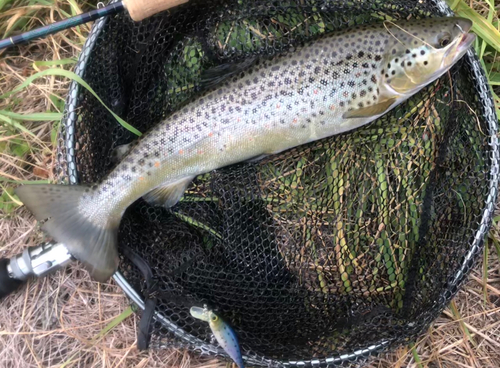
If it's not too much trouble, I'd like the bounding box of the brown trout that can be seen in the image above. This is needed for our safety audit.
[17,17,475,282]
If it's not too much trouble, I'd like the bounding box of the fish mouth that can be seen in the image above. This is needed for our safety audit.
[458,32,476,50]
[444,30,475,63]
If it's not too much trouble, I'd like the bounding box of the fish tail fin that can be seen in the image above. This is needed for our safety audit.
[15,184,119,282]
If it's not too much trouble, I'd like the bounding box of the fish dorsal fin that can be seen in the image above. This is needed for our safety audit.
[201,57,258,90]
[342,97,397,119]
[144,176,194,208]
[111,142,136,163]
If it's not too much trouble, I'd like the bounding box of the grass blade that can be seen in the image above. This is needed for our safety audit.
[450,300,477,347]
[0,68,142,137]
[410,343,423,368]
[0,111,63,121]
[483,241,489,305]
[59,305,135,368]
[0,113,37,139]
[33,58,77,67]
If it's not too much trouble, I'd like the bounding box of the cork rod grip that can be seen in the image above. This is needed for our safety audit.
[123,0,189,21]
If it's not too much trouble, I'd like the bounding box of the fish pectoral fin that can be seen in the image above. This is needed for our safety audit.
[245,154,268,163]
[144,176,195,208]
[342,97,397,119]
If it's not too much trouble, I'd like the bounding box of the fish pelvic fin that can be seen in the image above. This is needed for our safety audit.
[144,176,195,208]
[342,97,397,119]
[15,184,119,282]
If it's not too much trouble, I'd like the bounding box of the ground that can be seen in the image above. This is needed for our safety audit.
[0,1,500,367]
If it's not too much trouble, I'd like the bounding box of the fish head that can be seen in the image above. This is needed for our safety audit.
[381,17,475,95]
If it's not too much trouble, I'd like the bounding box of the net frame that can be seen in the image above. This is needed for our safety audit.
[56,0,500,366]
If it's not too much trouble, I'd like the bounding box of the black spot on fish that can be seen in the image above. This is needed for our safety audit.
[424,61,428,66]
[332,71,339,79]
[407,61,412,66]
[405,49,410,54]
[348,81,355,87]
[339,101,345,107]
[309,77,315,83]
[420,50,426,55]
[352,92,357,99]
[360,90,366,97]
[371,75,377,83]
[346,54,353,60]
[391,70,396,75]
[362,62,369,68]
[358,51,365,58]
[358,102,364,107]
[375,55,382,61]
[343,69,350,74]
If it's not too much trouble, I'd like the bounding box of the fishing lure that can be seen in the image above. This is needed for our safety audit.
[190,306,244,368]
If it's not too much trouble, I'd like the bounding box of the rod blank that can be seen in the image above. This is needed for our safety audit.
[0,0,189,51]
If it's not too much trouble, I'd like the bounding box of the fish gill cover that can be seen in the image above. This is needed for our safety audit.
[57,0,498,366]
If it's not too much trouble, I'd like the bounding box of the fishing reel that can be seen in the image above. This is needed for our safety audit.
[0,242,72,300]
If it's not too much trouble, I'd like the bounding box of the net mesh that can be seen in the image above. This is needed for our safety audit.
[57,0,498,365]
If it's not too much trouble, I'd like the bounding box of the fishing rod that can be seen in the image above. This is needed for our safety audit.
[0,0,188,51]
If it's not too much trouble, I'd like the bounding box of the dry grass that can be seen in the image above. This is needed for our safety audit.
[0,1,499,367]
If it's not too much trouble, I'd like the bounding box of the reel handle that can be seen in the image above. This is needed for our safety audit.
[0,242,73,301]
[123,0,189,21]
[0,259,24,300]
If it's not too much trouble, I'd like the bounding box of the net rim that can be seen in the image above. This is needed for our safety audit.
[58,0,500,366]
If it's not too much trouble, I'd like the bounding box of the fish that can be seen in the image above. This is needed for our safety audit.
[190,306,244,368]
[16,17,475,282]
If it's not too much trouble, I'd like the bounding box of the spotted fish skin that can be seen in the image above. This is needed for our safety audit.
[190,307,244,368]
[16,17,475,281]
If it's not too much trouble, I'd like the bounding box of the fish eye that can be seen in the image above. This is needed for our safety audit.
[438,33,452,47]
[211,315,218,322]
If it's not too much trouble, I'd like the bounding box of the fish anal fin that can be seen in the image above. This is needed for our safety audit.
[144,176,194,208]
[342,97,397,119]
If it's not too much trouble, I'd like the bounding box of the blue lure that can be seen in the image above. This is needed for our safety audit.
[190,306,244,368]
